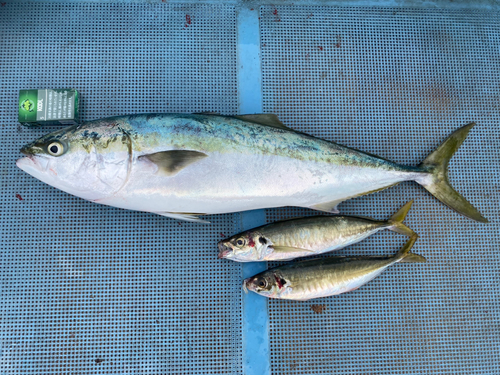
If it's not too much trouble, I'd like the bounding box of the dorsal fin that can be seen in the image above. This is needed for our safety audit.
[194,112,291,130]
[233,114,291,130]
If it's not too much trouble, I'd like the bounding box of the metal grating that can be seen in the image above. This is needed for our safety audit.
[261,6,500,375]
[0,3,241,374]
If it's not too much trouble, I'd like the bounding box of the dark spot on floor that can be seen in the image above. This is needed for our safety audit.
[311,304,326,314]
[15,193,23,201]
[95,358,104,364]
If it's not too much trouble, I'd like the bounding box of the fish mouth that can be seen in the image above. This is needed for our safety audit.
[242,277,259,294]
[217,243,232,259]
[16,154,49,174]
[242,278,250,293]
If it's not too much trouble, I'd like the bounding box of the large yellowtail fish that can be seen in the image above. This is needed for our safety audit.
[16,114,487,223]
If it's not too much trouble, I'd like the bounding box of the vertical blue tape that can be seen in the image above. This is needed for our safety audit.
[237,6,270,375]
[237,6,263,115]
[239,210,269,375]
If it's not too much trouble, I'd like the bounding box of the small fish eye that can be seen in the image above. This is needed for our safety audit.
[236,238,245,247]
[47,142,64,156]
[258,279,267,288]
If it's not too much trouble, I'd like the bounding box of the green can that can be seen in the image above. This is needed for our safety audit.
[19,89,79,127]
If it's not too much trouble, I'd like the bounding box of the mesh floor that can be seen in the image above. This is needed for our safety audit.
[1,3,499,375]
[261,6,499,374]
[0,3,241,374]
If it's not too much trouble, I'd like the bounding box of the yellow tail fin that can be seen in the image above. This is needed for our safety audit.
[387,201,417,237]
[416,123,488,223]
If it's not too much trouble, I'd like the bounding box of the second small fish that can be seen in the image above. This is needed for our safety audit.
[218,201,416,262]
[243,235,424,301]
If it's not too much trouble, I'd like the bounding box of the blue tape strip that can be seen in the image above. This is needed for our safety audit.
[237,6,270,375]
[237,6,263,115]
[239,210,269,375]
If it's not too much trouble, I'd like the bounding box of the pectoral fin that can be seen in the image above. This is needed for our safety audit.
[233,114,290,130]
[138,150,208,176]
[156,212,210,223]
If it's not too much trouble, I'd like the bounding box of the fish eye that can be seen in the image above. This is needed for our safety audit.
[47,142,64,156]
[257,279,267,288]
[235,238,245,247]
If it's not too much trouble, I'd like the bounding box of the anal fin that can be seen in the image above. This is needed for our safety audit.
[310,183,401,214]
[156,212,210,223]
[309,200,343,214]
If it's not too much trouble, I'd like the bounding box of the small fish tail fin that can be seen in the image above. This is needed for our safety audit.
[387,200,416,237]
[393,235,426,263]
[400,253,427,263]
[415,123,488,223]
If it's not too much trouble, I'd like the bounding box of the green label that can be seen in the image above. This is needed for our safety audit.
[18,90,38,122]
[19,89,79,126]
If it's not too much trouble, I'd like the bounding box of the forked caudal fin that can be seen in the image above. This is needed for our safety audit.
[394,236,426,263]
[387,200,416,237]
[415,123,488,223]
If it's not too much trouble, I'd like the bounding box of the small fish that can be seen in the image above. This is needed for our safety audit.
[218,201,416,262]
[16,114,487,223]
[243,235,424,301]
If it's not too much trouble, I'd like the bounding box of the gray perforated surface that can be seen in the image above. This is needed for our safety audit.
[261,6,499,374]
[0,3,241,374]
[1,3,499,375]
